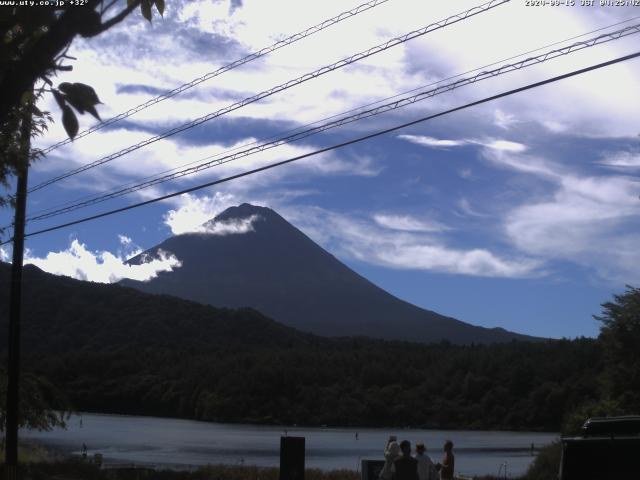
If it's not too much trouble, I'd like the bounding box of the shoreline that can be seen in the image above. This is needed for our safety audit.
[57,411,560,435]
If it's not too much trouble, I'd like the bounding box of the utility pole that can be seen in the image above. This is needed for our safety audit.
[5,98,33,480]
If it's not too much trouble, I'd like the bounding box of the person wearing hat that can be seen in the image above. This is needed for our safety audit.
[415,442,436,480]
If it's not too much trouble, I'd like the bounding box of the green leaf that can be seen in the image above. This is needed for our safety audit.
[154,0,165,16]
[127,0,137,6]
[20,91,35,106]
[61,105,79,140]
[141,0,152,22]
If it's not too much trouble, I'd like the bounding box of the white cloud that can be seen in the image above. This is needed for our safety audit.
[457,197,488,218]
[493,109,519,130]
[397,134,467,149]
[199,214,261,235]
[163,192,239,235]
[284,207,541,278]
[597,151,640,170]
[24,239,182,283]
[373,213,449,232]
[541,119,569,134]
[499,152,640,283]
[398,135,528,154]
[0,246,9,262]
[481,140,528,153]
[481,148,557,178]
[118,234,133,246]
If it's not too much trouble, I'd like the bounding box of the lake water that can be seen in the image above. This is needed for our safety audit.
[22,413,558,478]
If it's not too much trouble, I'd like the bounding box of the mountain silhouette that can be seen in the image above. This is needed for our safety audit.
[123,203,536,344]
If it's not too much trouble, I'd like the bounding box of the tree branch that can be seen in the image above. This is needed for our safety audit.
[85,0,142,38]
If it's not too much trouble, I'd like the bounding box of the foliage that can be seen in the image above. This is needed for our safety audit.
[561,397,624,435]
[0,441,57,464]
[521,441,562,480]
[594,286,640,413]
[0,0,166,207]
[0,368,70,432]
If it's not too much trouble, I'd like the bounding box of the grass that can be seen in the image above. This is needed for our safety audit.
[12,458,361,480]
[5,441,560,480]
[0,441,60,464]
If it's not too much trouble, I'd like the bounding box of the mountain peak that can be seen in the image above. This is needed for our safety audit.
[124,204,537,344]
[214,203,275,222]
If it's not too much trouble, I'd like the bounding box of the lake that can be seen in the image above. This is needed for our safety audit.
[22,413,558,478]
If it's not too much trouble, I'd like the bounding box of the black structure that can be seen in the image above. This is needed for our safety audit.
[560,416,640,480]
[280,436,305,480]
[361,460,385,480]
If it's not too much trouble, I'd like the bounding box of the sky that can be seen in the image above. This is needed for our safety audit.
[2,0,640,339]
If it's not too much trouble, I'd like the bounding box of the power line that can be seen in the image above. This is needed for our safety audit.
[5,50,637,245]
[24,15,640,221]
[25,22,640,222]
[40,0,392,155]
[28,0,511,193]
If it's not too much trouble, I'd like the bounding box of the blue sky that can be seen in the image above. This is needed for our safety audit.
[2,0,640,339]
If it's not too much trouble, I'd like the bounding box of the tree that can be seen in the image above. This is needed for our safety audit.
[595,286,640,413]
[0,0,166,208]
[0,369,69,432]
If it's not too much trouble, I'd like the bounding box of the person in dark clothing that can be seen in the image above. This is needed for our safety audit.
[439,440,455,480]
[394,440,419,480]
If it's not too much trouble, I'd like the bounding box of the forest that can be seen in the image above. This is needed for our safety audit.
[1,263,637,432]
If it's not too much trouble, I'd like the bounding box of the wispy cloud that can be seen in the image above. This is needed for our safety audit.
[492,150,640,283]
[24,238,182,283]
[493,109,519,130]
[373,213,449,232]
[597,151,640,170]
[457,197,489,218]
[398,134,528,154]
[397,134,467,149]
[284,207,541,278]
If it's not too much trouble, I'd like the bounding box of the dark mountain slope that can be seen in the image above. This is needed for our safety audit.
[0,262,313,354]
[123,203,536,344]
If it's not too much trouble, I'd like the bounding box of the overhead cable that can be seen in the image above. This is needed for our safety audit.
[26,22,640,222]
[3,49,636,245]
[25,14,640,220]
[28,0,511,193]
[40,0,392,154]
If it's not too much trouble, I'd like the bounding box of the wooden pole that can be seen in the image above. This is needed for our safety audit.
[5,99,32,479]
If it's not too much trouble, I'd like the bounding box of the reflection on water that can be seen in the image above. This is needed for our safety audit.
[22,413,558,477]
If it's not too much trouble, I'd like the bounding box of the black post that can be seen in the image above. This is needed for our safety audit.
[280,436,305,480]
[5,100,32,479]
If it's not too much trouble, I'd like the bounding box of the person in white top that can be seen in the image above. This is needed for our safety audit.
[415,442,436,480]
[379,435,401,480]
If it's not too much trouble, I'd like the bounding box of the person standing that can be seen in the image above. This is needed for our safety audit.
[439,440,455,480]
[379,436,401,480]
[394,440,419,480]
[415,442,436,480]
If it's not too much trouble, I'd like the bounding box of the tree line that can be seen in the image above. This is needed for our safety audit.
[5,264,636,432]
